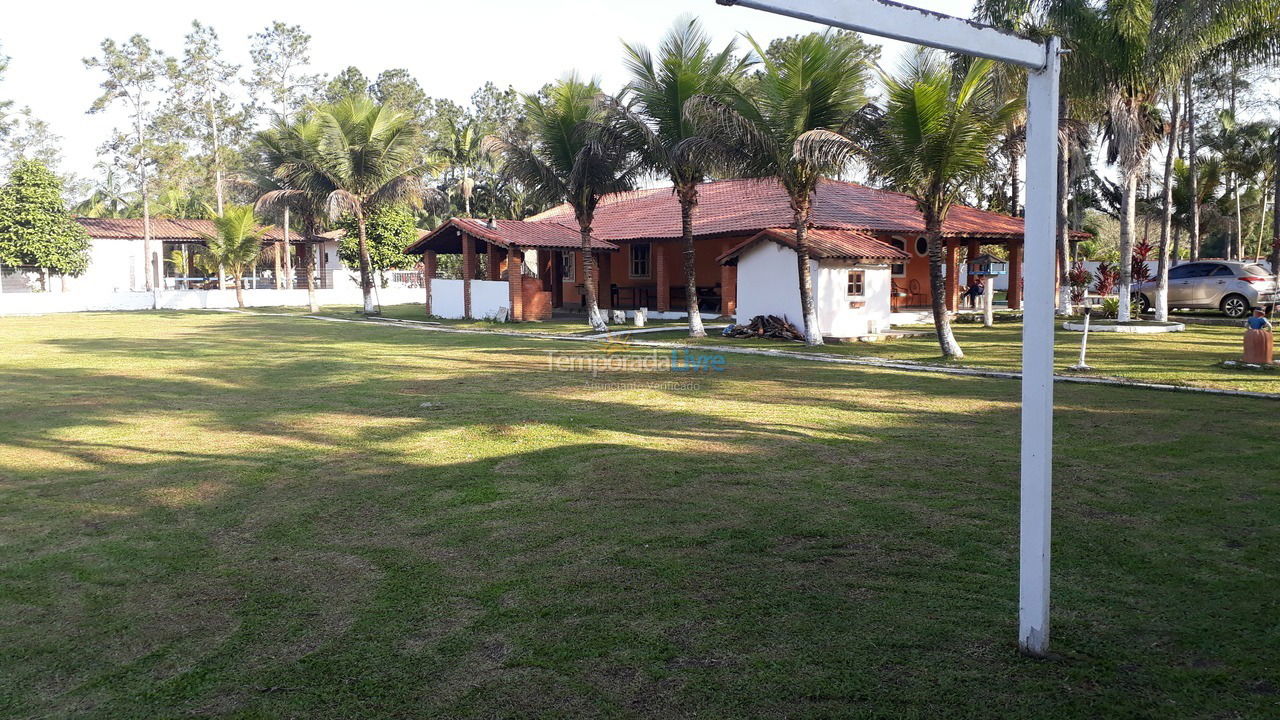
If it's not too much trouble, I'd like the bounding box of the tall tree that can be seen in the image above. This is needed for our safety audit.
[323,66,371,104]
[199,204,264,308]
[84,35,167,292]
[0,159,91,289]
[260,97,425,314]
[165,21,242,216]
[803,52,1016,358]
[247,22,322,122]
[616,16,748,338]
[686,31,870,345]
[485,75,640,332]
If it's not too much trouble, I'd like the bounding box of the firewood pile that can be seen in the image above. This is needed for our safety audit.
[722,315,805,342]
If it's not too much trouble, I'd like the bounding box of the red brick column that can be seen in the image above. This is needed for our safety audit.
[508,247,524,321]
[596,251,612,309]
[462,233,476,318]
[486,243,500,280]
[967,239,979,262]
[423,250,437,316]
[1008,242,1022,310]
[720,264,737,317]
[536,249,552,291]
[655,243,669,312]
[945,241,959,311]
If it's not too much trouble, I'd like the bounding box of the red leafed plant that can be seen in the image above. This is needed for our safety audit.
[1094,261,1118,295]
[1131,240,1153,285]
[1068,261,1091,303]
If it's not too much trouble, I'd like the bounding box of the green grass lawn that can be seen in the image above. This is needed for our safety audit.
[638,321,1280,394]
[1,311,1277,718]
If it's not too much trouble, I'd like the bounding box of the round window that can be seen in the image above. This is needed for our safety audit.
[915,236,929,256]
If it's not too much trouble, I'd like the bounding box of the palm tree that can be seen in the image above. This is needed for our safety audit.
[253,116,336,313]
[1049,0,1280,321]
[433,119,485,217]
[261,96,425,314]
[200,204,265,308]
[801,51,1016,359]
[685,31,869,345]
[614,16,749,338]
[485,74,641,332]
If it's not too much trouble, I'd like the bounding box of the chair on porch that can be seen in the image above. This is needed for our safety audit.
[907,279,929,306]
[890,280,909,310]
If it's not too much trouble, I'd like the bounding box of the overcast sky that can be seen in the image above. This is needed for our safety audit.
[3,0,974,181]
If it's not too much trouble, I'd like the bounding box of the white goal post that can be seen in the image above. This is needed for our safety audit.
[715,0,1062,658]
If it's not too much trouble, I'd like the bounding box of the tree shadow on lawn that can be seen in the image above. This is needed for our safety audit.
[2,313,1278,717]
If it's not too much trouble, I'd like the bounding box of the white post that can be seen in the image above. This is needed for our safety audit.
[1073,311,1092,370]
[1019,36,1061,658]
[983,276,995,327]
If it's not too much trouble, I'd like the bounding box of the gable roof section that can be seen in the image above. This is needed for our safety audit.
[527,177,1031,240]
[718,228,911,265]
[76,217,309,242]
[405,217,618,254]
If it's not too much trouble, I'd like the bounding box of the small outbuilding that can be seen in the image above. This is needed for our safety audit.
[718,228,911,339]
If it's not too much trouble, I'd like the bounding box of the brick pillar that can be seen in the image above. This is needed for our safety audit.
[552,252,564,309]
[537,249,552,291]
[655,243,669,312]
[486,244,500,280]
[967,239,979,262]
[720,263,737,317]
[945,240,959,311]
[508,247,524,321]
[462,233,475,318]
[1008,242,1022,310]
[423,250,437,316]
[596,251,612,309]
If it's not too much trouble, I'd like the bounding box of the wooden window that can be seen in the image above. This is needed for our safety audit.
[887,238,906,276]
[847,269,867,309]
[847,270,865,297]
[561,251,575,281]
[630,243,651,278]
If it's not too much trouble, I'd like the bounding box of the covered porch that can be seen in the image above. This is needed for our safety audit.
[887,235,1026,313]
[406,218,622,322]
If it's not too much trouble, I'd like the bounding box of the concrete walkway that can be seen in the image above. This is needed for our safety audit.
[215,309,1280,401]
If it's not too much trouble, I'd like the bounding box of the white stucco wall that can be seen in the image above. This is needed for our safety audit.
[733,241,893,338]
[0,286,434,316]
[735,241,808,328]
[426,279,509,320]
[814,261,891,337]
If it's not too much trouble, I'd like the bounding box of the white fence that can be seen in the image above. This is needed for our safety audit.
[0,285,430,316]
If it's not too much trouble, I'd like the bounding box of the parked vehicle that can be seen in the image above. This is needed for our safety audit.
[1134,261,1278,318]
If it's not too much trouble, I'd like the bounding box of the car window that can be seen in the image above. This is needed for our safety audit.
[1210,265,1235,277]
[1168,264,1195,279]
[1243,264,1269,277]
[1172,263,1211,278]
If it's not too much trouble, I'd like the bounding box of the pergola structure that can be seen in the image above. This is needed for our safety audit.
[407,218,619,321]
[715,0,1063,657]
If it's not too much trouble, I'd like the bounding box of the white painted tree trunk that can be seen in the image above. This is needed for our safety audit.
[1117,172,1137,322]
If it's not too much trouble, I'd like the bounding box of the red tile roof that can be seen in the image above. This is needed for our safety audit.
[76,217,310,242]
[406,217,618,254]
[527,177,1032,240]
[718,228,911,265]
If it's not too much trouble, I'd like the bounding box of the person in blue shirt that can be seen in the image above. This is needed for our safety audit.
[1246,308,1272,331]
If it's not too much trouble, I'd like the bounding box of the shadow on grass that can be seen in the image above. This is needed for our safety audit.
[1,311,1278,718]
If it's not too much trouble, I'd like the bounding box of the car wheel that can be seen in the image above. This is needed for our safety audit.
[1138,294,1152,313]
[1221,294,1250,319]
